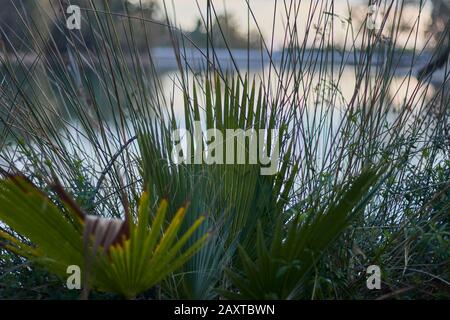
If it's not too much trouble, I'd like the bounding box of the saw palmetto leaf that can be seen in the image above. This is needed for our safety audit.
[219,167,383,299]
[137,74,299,298]
[0,175,208,299]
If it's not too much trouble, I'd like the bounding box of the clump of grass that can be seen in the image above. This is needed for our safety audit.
[0,0,449,299]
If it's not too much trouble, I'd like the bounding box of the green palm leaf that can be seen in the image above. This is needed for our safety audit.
[219,167,383,299]
[137,74,299,298]
[0,175,208,299]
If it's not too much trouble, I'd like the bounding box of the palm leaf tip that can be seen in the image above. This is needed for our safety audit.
[220,168,382,299]
[0,177,208,299]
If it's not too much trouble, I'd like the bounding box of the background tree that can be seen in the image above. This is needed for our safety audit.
[188,14,260,49]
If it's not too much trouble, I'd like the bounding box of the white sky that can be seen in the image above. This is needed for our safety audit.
[130,0,433,49]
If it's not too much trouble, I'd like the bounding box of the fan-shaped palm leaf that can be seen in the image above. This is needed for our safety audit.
[0,174,208,299]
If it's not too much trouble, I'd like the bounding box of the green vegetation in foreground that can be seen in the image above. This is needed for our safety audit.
[0,0,449,299]
[0,175,208,299]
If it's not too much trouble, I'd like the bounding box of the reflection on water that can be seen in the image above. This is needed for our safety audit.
[0,50,442,174]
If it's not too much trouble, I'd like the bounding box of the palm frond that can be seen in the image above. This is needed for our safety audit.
[219,167,383,299]
[0,175,208,299]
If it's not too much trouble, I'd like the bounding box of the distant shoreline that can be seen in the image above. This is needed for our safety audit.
[1,47,446,81]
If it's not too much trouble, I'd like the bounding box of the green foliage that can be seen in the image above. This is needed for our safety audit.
[0,252,116,299]
[0,0,449,300]
[137,74,299,298]
[0,176,208,299]
[219,168,382,299]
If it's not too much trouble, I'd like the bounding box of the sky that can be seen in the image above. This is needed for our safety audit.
[129,0,433,49]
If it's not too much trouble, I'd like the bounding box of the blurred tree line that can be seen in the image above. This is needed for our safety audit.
[0,0,168,53]
[189,14,260,49]
[411,0,449,78]
[0,0,259,54]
